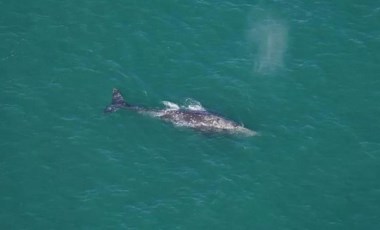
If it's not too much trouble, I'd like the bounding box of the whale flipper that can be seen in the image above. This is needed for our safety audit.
[104,88,130,113]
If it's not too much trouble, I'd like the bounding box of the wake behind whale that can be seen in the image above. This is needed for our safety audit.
[104,88,257,136]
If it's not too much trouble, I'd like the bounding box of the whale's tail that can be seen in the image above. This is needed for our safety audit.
[104,88,130,113]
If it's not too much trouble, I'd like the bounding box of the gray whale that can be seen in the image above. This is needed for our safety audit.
[105,88,257,136]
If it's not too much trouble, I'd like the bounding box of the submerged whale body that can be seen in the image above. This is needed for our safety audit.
[105,88,257,136]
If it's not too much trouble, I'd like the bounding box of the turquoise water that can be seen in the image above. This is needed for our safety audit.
[1,0,380,229]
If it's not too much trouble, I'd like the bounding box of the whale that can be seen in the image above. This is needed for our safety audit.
[104,88,257,136]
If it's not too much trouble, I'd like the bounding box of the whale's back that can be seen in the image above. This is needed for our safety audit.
[160,109,239,130]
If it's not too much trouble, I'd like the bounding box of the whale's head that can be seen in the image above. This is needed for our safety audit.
[234,126,258,136]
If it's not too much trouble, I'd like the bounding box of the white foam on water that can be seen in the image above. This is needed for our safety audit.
[161,101,180,110]
[183,98,206,111]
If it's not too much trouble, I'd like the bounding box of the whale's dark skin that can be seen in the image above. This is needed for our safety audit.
[105,88,256,136]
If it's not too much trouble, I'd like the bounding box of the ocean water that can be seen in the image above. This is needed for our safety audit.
[1,0,380,229]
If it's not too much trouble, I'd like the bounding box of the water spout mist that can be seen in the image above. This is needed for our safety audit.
[248,18,288,74]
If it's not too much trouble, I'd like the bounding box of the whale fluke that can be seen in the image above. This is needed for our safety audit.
[104,88,130,113]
